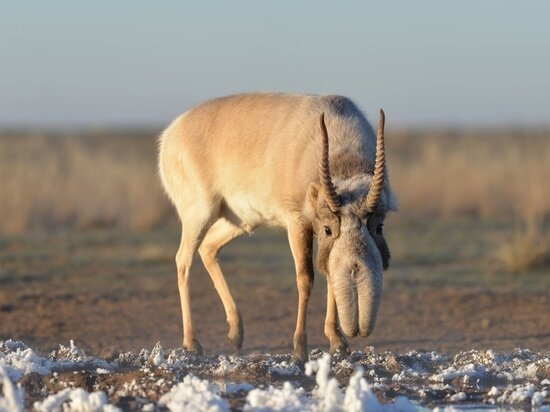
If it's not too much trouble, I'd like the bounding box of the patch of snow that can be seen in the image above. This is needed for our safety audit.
[307,353,344,410]
[0,341,28,353]
[487,386,500,397]
[0,340,114,381]
[163,348,190,369]
[338,359,353,369]
[497,383,535,404]
[33,388,119,412]
[448,392,466,402]
[391,371,408,382]
[149,342,165,367]
[158,375,229,412]
[0,344,52,380]
[430,363,486,382]
[0,366,24,412]
[344,367,377,411]
[245,381,310,411]
[115,379,144,398]
[52,340,87,363]
[2,340,549,410]
[341,365,416,412]
[249,353,416,412]
[268,359,301,377]
[432,407,462,412]
[214,356,236,376]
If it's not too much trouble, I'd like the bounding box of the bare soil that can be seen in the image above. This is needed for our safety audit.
[1,223,549,358]
[1,281,549,357]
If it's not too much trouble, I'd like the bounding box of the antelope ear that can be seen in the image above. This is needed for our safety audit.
[388,189,399,212]
[307,182,320,207]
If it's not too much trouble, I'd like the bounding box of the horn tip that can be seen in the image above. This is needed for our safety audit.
[379,108,385,118]
[320,112,328,136]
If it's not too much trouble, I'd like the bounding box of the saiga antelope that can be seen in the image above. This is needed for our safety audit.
[158,93,397,362]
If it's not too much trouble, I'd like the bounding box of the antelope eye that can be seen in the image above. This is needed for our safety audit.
[324,226,332,236]
[376,224,383,235]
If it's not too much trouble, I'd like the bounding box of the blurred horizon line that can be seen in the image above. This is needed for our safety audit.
[1,121,549,134]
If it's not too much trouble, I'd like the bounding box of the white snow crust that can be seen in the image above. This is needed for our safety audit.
[1,340,549,411]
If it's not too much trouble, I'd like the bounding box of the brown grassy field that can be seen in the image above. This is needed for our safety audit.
[2,127,548,271]
[0,131,171,234]
[0,128,549,355]
[1,128,549,230]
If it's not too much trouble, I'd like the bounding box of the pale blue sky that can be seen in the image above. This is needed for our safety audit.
[1,1,549,128]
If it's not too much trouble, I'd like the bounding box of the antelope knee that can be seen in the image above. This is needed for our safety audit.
[297,271,314,293]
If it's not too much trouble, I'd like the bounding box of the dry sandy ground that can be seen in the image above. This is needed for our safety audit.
[1,282,549,358]
[1,224,548,358]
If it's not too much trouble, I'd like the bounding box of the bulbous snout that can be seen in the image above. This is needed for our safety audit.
[330,255,383,338]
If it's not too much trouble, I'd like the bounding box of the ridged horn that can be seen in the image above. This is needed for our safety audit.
[319,113,342,213]
[363,109,386,214]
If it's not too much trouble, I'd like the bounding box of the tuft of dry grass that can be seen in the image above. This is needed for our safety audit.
[494,209,550,273]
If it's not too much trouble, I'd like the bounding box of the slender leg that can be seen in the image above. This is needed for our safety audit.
[324,281,350,355]
[198,219,246,350]
[287,220,314,364]
[175,214,212,354]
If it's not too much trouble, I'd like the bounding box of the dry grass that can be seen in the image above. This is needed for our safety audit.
[0,131,173,234]
[387,128,550,220]
[0,128,549,235]
[494,209,550,273]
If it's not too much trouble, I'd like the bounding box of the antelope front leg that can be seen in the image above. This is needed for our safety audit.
[287,221,314,364]
[325,280,350,355]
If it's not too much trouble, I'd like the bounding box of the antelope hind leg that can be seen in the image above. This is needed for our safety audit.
[175,207,215,355]
[199,218,246,351]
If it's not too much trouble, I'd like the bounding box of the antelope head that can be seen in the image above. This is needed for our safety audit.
[306,110,394,338]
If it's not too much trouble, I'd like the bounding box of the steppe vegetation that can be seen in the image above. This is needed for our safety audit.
[1,128,548,271]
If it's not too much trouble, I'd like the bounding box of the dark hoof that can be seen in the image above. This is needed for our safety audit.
[291,345,308,369]
[291,354,306,370]
[292,335,308,368]
[228,320,244,351]
[329,341,350,357]
[184,339,203,355]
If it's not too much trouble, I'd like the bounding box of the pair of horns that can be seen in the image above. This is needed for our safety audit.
[319,109,386,214]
